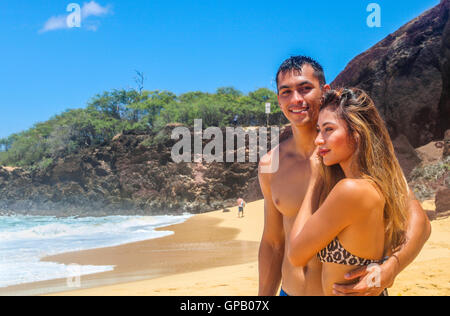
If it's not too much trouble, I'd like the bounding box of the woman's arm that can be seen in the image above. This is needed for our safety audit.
[288,179,377,267]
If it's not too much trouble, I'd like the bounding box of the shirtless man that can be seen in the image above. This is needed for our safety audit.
[258,56,431,296]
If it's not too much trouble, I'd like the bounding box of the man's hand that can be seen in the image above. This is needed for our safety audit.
[333,259,398,296]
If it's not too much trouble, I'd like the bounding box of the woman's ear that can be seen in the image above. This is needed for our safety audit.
[353,132,361,146]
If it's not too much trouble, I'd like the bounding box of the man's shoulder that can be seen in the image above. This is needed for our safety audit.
[259,137,293,164]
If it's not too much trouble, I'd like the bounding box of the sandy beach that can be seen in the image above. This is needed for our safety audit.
[0,201,264,296]
[1,199,448,296]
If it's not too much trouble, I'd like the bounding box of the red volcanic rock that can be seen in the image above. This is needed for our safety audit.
[444,129,450,158]
[435,187,450,213]
[416,141,445,165]
[392,134,422,178]
[332,0,450,148]
[0,126,267,216]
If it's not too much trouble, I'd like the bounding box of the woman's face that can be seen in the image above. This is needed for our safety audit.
[315,108,356,167]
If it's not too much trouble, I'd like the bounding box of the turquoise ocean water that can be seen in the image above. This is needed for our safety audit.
[0,214,191,288]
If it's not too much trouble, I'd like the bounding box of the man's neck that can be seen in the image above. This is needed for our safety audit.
[290,124,317,160]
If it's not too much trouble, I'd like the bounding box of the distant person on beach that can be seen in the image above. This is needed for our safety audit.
[258,56,431,296]
[237,198,246,218]
[288,88,409,296]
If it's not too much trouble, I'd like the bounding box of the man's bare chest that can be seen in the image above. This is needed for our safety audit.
[270,158,310,218]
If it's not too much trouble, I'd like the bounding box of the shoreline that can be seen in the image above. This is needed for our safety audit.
[0,201,264,296]
[1,199,448,296]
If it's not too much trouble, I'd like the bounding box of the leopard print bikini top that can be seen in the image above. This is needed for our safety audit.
[317,237,382,266]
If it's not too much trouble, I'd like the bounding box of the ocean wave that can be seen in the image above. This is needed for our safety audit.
[0,215,190,241]
[0,214,191,288]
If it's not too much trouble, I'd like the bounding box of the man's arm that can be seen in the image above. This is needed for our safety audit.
[258,155,285,296]
[383,190,432,282]
[334,189,432,296]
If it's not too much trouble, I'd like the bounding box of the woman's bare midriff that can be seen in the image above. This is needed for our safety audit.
[321,262,361,296]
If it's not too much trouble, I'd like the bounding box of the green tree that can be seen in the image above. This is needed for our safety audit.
[0,85,286,168]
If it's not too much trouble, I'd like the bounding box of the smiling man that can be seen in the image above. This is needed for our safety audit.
[258,56,431,296]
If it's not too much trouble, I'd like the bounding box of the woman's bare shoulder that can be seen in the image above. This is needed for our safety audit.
[330,179,384,213]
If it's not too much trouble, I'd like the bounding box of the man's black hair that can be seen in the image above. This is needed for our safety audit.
[276,56,326,91]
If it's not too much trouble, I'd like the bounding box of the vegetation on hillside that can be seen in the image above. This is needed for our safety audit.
[0,86,286,169]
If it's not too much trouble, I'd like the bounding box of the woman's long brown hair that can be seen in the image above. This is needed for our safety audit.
[318,88,409,254]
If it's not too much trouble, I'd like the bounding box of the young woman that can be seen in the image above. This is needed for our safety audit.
[288,88,410,296]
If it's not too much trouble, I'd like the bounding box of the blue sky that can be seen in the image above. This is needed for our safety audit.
[0,0,440,139]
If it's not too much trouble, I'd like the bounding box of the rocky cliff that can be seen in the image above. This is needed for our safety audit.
[332,0,450,148]
[0,125,280,217]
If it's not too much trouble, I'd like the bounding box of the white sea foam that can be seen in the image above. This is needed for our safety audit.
[0,214,191,288]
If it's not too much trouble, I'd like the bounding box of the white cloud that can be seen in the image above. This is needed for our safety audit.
[39,1,112,33]
[82,1,111,18]
[40,16,67,33]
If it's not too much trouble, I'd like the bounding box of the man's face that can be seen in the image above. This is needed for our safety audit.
[277,64,328,128]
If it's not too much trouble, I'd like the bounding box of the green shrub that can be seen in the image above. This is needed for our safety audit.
[412,183,435,201]
[410,156,450,181]
[37,158,54,171]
